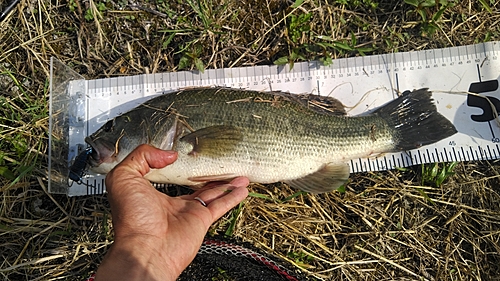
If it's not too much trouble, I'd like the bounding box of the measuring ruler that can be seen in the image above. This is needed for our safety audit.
[49,42,500,196]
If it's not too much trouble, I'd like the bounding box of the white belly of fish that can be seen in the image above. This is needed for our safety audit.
[144,151,326,187]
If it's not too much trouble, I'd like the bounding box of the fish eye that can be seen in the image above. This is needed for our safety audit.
[103,120,114,132]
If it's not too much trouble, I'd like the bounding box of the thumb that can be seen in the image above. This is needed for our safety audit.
[105,144,177,189]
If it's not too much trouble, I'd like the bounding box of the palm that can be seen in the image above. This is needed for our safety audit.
[100,145,249,280]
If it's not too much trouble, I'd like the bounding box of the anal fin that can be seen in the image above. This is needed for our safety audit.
[285,163,350,194]
[188,173,239,182]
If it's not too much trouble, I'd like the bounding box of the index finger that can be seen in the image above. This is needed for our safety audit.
[191,177,249,221]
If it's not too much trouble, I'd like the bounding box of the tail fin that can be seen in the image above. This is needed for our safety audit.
[374,88,457,151]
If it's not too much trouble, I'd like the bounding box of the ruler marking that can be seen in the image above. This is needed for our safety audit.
[407,152,412,167]
[487,145,493,160]
[366,156,372,171]
[395,72,399,93]
[475,146,481,160]
[461,147,467,161]
[426,148,432,163]
[417,150,423,165]
[476,64,482,82]
[361,56,365,74]
[162,72,167,91]
[488,121,496,139]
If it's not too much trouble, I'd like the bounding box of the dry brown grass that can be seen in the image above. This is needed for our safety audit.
[1,0,500,280]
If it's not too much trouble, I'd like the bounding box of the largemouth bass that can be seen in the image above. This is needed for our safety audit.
[85,87,457,193]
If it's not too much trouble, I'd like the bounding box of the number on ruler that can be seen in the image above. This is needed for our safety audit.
[467,80,500,122]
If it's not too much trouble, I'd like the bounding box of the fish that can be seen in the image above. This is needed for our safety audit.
[85,87,457,193]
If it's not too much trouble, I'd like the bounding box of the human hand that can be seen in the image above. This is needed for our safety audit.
[94,144,249,281]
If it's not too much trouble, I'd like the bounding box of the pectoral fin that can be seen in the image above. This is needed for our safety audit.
[285,163,350,194]
[180,125,243,157]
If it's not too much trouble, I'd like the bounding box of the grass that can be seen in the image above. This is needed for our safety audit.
[1,0,500,280]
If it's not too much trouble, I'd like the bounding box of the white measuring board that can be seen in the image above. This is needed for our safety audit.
[60,42,500,196]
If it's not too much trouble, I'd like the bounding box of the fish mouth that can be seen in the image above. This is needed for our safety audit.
[85,137,115,167]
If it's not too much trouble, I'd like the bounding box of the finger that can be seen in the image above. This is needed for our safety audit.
[120,144,178,176]
[189,177,249,202]
[206,185,248,221]
[189,177,249,220]
[227,176,249,188]
[106,144,177,190]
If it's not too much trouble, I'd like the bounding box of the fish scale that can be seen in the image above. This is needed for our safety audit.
[174,90,391,157]
[85,87,456,193]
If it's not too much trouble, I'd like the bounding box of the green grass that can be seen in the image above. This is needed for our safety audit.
[0,69,47,191]
[421,162,457,187]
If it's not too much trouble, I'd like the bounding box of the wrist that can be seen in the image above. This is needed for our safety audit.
[94,237,178,281]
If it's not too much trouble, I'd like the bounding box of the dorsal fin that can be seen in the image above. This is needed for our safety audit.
[273,92,347,116]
